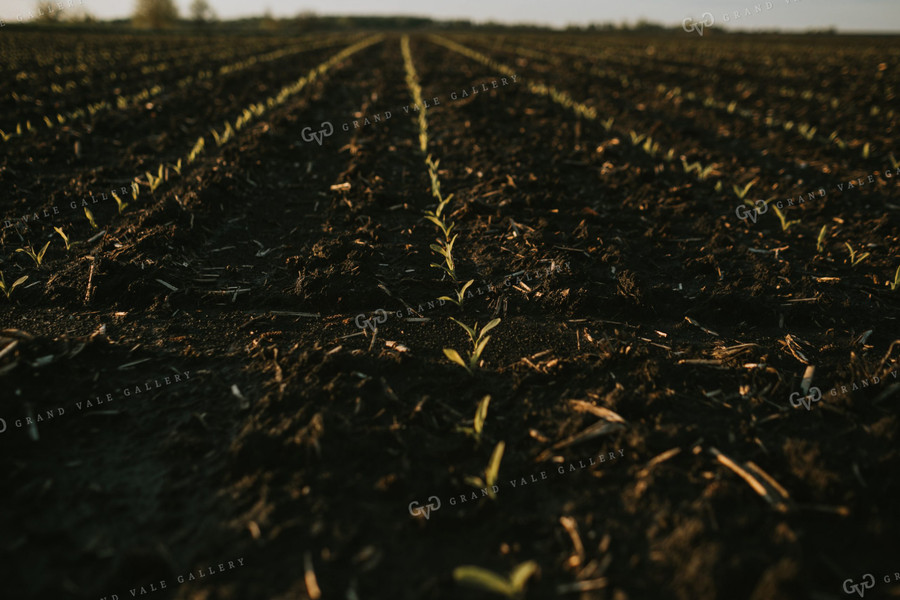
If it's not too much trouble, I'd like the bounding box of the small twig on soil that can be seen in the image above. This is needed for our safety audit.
[556,579,608,594]
[84,259,95,304]
[709,447,792,513]
[559,516,586,569]
[303,552,322,600]
[536,421,625,462]
[684,316,719,336]
[155,278,178,292]
[568,400,626,423]
[118,358,152,370]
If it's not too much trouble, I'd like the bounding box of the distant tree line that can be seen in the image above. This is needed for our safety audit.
[14,0,842,34]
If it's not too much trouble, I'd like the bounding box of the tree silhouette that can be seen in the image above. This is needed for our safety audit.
[133,0,179,29]
[190,0,216,24]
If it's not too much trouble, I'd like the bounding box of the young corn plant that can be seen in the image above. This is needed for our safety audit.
[733,180,756,201]
[453,560,539,599]
[439,279,475,308]
[187,136,205,164]
[145,164,165,192]
[430,235,459,282]
[681,158,700,175]
[844,243,870,267]
[54,227,72,250]
[456,394,491,442]
[890,265,900,291]
[797,123,817,141]
[771,204,800,232]
[0,272,28,300]
[16,241,51,267]
[424,210,455,239]
[816,225,828,253]
[889,153,900,170]
[84,206,99,229]
[111,191,129,214]
[463,440,504,499]
[444,318,501,374]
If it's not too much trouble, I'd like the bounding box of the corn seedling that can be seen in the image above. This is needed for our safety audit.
[439,279,474,308]
[890,265,900,291]
[771,204,800,232]
[54,227,72,250]
[145,165,165,193]
[844,243,870,267]
[424,206,455,238]
[628,130,647,146]
[170,158,183,176]
[816,225,828,253]
[681,159,699,174]
[463,441,505,499]
[697,164,716,181]
[430,235,459,281]
[642,136,660,156]
[444,317,501,373]
[797,123,817,141]
[131,181,141,200]
[456,394,491,442]
[733,180,756,201]
[0,272,28,300]
[829,131,848,150]
[600,117,614,131]
[862,142,871,159]
[84,206,98,229]
[111,191,129,214]
[187,136,205,164]
[889,153,900,170]
[453,560,539,599]
[16,241,51,267]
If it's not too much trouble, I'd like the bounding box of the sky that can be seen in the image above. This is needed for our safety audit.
[2,0,900,32]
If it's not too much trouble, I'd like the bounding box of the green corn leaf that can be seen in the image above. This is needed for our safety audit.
[473,336,491,363]
[453,566,516,597]
[37,241,51,262]
[449,317,477,343]
[443,348,468,370]
[474,395,491,435]
[485,441,505,488]
[480,318,501,338]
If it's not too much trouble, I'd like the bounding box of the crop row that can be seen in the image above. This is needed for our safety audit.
[0,33,361,144]
[459,34,893,166]
[429,36,900,291]
[1,36,384,305]
[0,31,242,75]
[521,34,897,126]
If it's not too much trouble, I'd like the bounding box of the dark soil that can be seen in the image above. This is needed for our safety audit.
[1,30,899,600]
